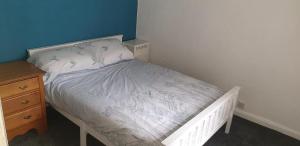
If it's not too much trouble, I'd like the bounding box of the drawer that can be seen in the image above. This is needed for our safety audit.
[2,92,41,115]
[5,106,42,130]
[0,78,39,98]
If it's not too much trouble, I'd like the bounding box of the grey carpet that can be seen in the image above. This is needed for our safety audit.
[10,107,300,146]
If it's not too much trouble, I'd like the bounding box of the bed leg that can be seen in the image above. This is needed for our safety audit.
[225,113,233,134]
[225,101,237,134]
[225,87,240,134]
[80,127,87,146]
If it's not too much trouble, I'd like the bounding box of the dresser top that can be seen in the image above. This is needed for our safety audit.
[0,61,44,85]
[123,39,149,46]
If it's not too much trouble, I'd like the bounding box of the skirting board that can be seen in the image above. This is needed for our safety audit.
[234,109,300,141]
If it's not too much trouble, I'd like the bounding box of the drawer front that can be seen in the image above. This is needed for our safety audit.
[5,106,42,130]
[2,92,41,115]
[0,78,39,98]
[134,47,149,62]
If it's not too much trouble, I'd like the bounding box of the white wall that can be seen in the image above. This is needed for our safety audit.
[137,0,300,139]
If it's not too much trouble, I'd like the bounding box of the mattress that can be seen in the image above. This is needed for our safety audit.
[45,60,224,146]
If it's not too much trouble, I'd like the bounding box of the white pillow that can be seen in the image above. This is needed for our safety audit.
[76,38,134,66]
[27,46,98,84]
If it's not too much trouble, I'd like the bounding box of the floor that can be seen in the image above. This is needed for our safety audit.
[10,107,300,146]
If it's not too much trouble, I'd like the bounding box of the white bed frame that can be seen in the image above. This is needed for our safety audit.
[28,35,240,146]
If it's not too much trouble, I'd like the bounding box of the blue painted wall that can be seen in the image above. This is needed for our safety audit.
[0,0,137,62]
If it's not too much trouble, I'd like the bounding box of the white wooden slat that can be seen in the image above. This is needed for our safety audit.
[192,126,199,145]
[217,105,224,125]
[188,132,192,146]
[212,111,218,131]
[198,120,205,144]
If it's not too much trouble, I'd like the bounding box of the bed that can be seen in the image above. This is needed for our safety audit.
[28,35,240,146]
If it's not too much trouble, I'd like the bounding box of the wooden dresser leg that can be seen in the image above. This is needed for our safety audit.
[36,125,46,135]
[33,118,46,135]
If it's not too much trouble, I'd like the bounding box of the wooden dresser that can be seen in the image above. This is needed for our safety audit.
[0,61,47,141]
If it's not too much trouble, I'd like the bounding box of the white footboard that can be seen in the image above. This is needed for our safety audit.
[162,87,240,146]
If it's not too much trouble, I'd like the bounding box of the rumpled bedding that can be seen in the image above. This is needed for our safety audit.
[45,60,224,146]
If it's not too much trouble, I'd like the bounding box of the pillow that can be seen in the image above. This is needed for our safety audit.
[75,38,134,66]
[27,46,98,84]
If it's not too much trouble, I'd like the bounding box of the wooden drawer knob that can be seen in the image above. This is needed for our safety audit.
[23,115,32,120]
[18,85,28,90]
[21,100,30,105]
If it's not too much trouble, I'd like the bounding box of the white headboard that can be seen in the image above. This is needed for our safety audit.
[27,34,123,56]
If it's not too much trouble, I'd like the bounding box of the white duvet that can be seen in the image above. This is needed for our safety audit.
[45,60,224,146]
